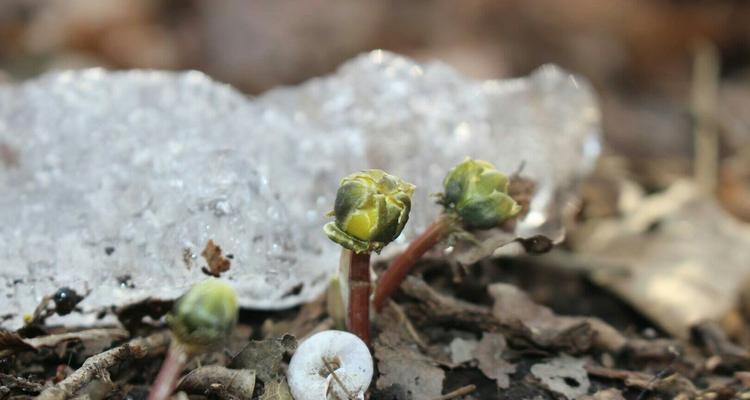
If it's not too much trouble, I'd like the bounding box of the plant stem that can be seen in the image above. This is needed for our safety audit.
[148,341,188,400]
[373,214,450,312]
[348,251,372,345]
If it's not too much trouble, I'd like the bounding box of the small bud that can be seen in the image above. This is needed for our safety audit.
[168,278,238,352]
[442,159,521,229]
[324,169,415,253]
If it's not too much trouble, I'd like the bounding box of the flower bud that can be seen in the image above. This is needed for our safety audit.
[324,169,415,253]
[442,159,521,229]
[168,278,238,352]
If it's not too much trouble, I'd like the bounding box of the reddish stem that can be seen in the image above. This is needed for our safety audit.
[373,215,450,312]
[148,341,188,400]
[348,251,372,345]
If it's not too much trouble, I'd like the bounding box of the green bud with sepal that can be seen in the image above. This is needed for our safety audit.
[324,169,415,253]
[442,158,521,230]
[167,278,238,353]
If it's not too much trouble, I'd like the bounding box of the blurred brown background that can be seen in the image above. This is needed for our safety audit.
[2,0,750,218]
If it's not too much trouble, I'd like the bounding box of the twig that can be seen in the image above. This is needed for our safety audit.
[585,364,654,388]
[26,328,129,350]
[37,330,171,400]
[322,357,354,400]
[431,384,476,400]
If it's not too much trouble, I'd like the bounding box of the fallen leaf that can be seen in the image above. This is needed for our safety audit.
[448,337,477,365]
[530,355,590,400]
[569,180,750,339]
[488,283,626,353]
[0,328,129,358]
[260,379,294,400]
[399,277,625,353]
[473,333,515,389]
[0,331,35,357]
[229,335,297,383]
[375,331,444,399]
[399,276,514,335]
[201,239,231,277]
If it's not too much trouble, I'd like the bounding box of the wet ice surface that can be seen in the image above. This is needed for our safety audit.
[0,51,600,329]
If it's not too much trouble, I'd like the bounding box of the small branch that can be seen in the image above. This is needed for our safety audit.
[26,328,129,351]
[348,251,372,345]
[322,357,354,399]
[37,331,170,400]
[147,341,189,400]
[373,215,449,311]
[432,384,476,400]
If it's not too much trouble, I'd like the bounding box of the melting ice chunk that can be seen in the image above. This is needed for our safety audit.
[0,51,600,329]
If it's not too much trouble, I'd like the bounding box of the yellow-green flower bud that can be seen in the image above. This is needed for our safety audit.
[442,159,521,230]
[324,169,415,253]
[168,278,238,352]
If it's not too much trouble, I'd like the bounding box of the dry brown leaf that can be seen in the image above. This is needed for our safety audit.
[473,333,515,389]
[530,355,590,400]
[0,331,35,357]
[399,277,625,354]
[0,328,129,358]
[569,180,750,339]
[488,283,626,353]
[229,335,296,383]
[400,277,502,333]
[201,239,231,277]
[260,379,294,400]
[374,331,445,399]
[448,337,477,365]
